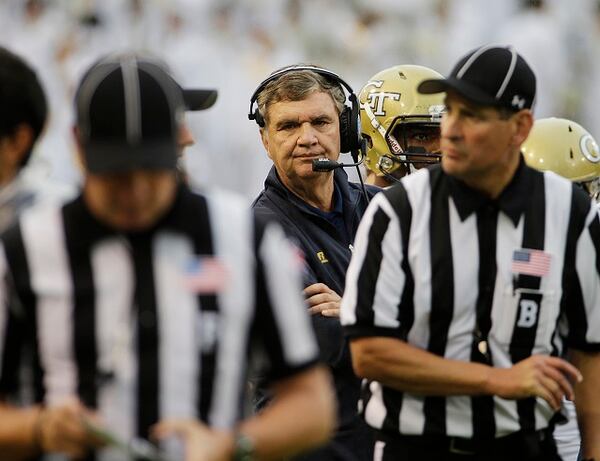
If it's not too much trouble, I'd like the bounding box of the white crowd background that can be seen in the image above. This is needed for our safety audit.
[2,0,599,201]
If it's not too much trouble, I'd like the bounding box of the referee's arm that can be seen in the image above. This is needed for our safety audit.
[341,194,581,412]
[566,208,600,460]
[570,349,600,459]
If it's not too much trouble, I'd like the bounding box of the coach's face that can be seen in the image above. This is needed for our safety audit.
[440,91,531,191]
[260,91,340,190]
[84,169,177,232]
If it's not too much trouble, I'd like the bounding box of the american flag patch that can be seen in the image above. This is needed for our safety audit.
[511,249,551,277]
[182,257,230,294]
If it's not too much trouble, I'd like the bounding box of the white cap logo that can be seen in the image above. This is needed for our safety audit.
[511,95,526,110]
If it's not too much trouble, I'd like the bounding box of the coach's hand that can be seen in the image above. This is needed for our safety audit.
[488,355,583,411]
[305,283,341,318]
[152,419,233,461]
[36,398,104,458]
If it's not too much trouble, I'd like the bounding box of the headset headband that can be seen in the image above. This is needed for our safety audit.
[248,65,357,121]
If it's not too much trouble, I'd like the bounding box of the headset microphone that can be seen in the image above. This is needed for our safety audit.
[312,157,364,172]
[311,139,370,203]
[312,137,368,172]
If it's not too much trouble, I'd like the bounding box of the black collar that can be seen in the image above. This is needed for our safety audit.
[447,155,533,226]
[65,183,194,246]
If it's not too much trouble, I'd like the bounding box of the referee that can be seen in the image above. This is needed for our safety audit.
[0,53,334,460]
[341,45,600,461]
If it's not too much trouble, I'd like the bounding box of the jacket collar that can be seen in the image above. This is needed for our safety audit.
[263,166,360,213]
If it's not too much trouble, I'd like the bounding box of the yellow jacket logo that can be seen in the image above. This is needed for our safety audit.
[316,251,329,264]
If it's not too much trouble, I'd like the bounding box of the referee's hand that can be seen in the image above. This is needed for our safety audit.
[305,283,341,318]
[488,355,583,411]
[152,419,233,461]
[36,398,104,458]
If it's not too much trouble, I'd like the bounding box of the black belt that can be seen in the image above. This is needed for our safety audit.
[377,427,553,457]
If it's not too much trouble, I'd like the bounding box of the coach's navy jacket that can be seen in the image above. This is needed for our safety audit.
[253,166,379,461]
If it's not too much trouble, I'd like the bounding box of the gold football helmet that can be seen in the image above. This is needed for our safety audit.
[522,117,600,201]
[359,65,445,181]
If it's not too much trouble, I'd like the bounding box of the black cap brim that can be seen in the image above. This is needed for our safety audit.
[84,141,178,174]
[182,89,218,111]
[418,77,499,107]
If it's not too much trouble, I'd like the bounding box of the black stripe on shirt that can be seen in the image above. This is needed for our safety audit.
[563,186,593,350]
[186,194,220,422]
[131,234,160,440]
[424,168,453,435]
[355,208,391,328]
[0,292,24,397]
[63,204,99,410]
[589,212,600,289]
[383,184,415,340]
[471,204,498,439]
[2,223,44,403]
[251,218,286,379]
[510,173,546,432]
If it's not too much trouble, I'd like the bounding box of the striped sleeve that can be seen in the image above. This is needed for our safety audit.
[0,236,28,399]
[341,187,411,339]
[252,215,319,380]
[0,243,8,391]
[570,202,600,350]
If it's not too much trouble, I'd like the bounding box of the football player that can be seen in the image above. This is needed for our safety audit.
[522,117,600,202]
[358,64,445,187]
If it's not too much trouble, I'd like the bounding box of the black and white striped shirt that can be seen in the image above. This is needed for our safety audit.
[341,159,600,439]
[0,185,319,460]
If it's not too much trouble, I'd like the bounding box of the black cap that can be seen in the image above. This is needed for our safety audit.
[182,88,218,111]
[75,53,217,173]
[418,45,536,112]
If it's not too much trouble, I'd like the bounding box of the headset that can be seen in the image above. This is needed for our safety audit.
[248,64,363,162]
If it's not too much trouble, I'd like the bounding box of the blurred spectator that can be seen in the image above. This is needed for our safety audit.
[0,0,596,200]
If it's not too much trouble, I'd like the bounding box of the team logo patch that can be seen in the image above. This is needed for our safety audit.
[316,251,329,264]
[580,134,600,163]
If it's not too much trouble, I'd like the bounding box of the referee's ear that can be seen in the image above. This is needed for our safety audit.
[510,109,534,149]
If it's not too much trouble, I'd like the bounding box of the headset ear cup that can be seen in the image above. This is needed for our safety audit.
[254,109,265,127]
[339,106,352,153]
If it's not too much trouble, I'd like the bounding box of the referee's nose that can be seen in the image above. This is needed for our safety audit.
[178,122,195,155]
[441,108,462,143]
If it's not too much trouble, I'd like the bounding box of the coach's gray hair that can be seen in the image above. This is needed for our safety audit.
[256,67,346,127]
